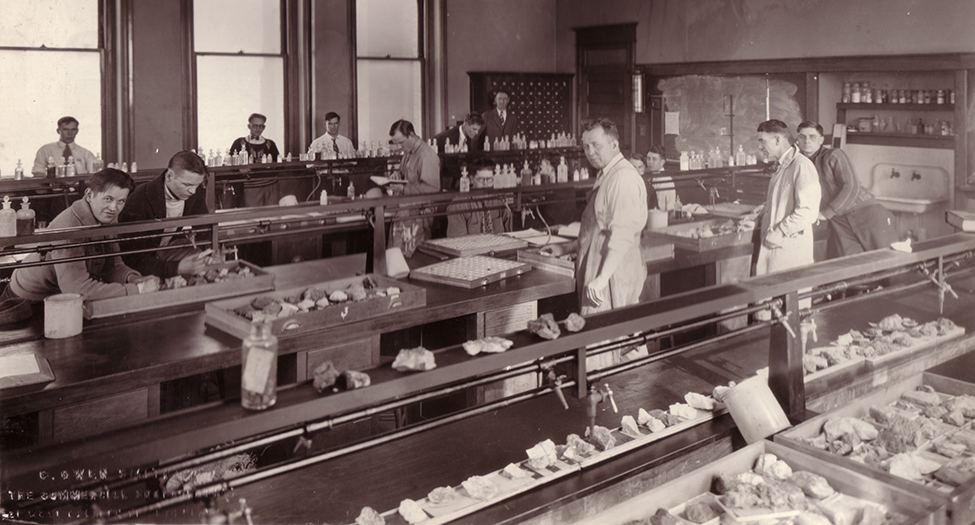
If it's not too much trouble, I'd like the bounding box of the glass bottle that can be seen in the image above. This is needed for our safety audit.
[459,166,470,192]
[241,319,278,410]
[16,197,34,236]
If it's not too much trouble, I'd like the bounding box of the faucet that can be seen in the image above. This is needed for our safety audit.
[541,362,569,410]
[890,168,900,179]
[587,384,618,442]
[911,171,922,181]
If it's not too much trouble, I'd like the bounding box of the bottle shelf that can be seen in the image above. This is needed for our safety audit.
[837,102,955,112]
[845,132,954,149]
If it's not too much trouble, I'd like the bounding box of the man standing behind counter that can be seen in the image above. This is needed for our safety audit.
[5,169,159,302]
[541,118,647,315]
[646,144,677,212]
[796,121,897,258]
[433,113,484,153]
[481,89,518,146]
[31,116,96,177]
[230,113,281,207]
[754,119,821,275]
[119,151,210,279]
[308,112,357,158]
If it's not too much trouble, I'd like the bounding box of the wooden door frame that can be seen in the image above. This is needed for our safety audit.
[573,23,637,148]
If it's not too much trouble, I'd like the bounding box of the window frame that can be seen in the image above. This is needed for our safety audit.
[352,0,427,145]
[187,0,298,154]
[0,0,117,165]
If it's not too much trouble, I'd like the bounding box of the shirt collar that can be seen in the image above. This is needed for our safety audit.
[594,153,626,188]
[164,180,180,203]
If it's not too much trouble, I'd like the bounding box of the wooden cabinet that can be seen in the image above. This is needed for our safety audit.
[836,102,956,149]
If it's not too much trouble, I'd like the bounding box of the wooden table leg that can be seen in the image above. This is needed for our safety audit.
[767,291,805,418]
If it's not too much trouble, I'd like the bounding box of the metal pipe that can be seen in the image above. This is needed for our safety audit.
[588,323,769,382]
[805,265,975,316]
[101,381,577,524]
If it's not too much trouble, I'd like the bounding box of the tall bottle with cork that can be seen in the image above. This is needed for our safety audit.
[241,319,278,410]
[557,156,568,183]
[16,197,35,236]
[459,166,470,192]
[0,196,17,238]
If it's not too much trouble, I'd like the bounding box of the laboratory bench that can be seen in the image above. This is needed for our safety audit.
[3,233,975,524]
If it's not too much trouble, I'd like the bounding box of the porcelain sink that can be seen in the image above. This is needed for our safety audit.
[869,163,949,214]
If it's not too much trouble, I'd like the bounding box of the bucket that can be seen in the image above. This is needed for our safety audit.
[44,293,83,339]
[647,209,668,230]
[720,375,791,443]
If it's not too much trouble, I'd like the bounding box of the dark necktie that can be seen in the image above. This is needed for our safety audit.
[499,112,505,127]
[332,138,340,155]
[764,161,780,175]
[63,144,72,162]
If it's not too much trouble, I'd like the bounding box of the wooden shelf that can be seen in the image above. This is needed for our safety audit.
[845,132,954,149]
[837,102,955,112]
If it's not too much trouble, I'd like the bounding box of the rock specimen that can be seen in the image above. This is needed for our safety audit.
[527,313,561,340]
[462,337,513,356]
[461,475,498,501]
[563,312,586,332]
[392,346,436,372]
[313,361,341,393]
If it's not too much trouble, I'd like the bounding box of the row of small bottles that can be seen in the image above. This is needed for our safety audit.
[859,114,954,136]
[843,82,954,105]
[457,156,587,192]
[0,196,36,238]
[679,146,758,171]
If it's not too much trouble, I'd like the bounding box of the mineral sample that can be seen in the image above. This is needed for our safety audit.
[392,346,436,372]
[398,499,427,524]
[355,506,384,525]
[684,392,715,411]
[426,486,457,506]
[461,475,498,501]
[341,370,371,390]
[313,361,341,393]
[683,500,717,524]
[462,337,513,356]
[587,425,615,451]
[789,471,834,499]
[563,312,586,332]
[620,415,642,437]
[528,313,561,340]
[502,463,527,479]
[526,439,557,469]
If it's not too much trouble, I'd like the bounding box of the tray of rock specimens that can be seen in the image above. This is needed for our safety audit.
[347,388,731,525]
[205,274,425,339]
[803,313,963,384]
[775,371,975,524]
[84,259,274,319]
[571,440,943,525]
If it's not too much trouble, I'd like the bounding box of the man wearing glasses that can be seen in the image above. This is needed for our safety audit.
[308,112,357,158]
[446,158,511,237]
[230,113,280,207]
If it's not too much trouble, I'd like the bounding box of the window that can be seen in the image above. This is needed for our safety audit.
[0,0,103,176]
[193,0,285,158]
[355,0,424,146]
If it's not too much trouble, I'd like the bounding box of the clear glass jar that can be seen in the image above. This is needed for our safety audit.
[241,319,278,410]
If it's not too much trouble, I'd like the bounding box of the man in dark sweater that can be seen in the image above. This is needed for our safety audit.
[796,121,898,258]
[119,151,211,278]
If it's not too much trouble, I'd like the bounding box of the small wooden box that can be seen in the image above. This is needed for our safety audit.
[517,248,575,278]
[644,218,753,252]
[83,260,273,319]
[573,440,945,525]
[204,274,425,339]
[775,372,975,524]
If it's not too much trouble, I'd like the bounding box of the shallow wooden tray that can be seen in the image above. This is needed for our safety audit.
[865,325,966,366]
[83,260,273,319]
[410,256,531,289]
[420,233,528,257]
[643,218,753,252]
[517,248,574,278]
[205,273,424,339]
[775,371,975,524]
[571,440,945,525]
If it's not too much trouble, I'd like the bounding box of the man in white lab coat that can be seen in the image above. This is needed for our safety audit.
[754,119,821,275]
